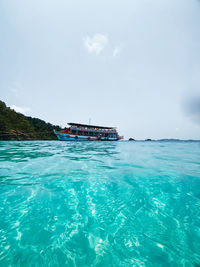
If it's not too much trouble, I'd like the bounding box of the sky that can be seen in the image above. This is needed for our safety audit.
[0,0,200,139]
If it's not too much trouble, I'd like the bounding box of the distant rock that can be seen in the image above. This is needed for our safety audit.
[145,139,152,141]
[129,138,135,141]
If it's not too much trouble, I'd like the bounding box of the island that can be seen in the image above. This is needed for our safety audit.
[0,100,62,140]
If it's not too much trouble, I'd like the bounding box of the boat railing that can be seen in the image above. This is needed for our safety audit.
[70,126,117,133]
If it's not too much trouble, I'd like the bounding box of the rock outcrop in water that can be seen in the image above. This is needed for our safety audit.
[0,100,62,140]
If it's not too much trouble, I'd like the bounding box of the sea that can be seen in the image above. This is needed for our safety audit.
[0,140,200,267]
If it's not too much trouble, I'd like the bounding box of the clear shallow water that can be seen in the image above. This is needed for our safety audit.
[0,141,200,267]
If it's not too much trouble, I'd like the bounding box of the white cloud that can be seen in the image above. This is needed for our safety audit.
[84,34,108,55]
[10,105,31,115]
[113,44,122,57]
[113,47,120,57]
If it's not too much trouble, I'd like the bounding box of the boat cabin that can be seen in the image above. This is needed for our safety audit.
[67,123,117,138]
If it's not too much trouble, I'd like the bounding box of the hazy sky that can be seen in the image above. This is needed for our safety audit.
[0,0,200,139]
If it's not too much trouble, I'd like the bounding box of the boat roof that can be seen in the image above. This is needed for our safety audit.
[68,123,116,129]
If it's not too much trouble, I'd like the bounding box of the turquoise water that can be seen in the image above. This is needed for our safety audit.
[0,141,200,267]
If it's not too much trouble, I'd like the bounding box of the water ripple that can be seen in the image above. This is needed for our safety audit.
[0,141,200,266]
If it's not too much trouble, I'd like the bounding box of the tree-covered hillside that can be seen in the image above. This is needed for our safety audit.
[0,100,62,140]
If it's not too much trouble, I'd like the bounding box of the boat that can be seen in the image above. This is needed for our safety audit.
[54,122,123,141]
